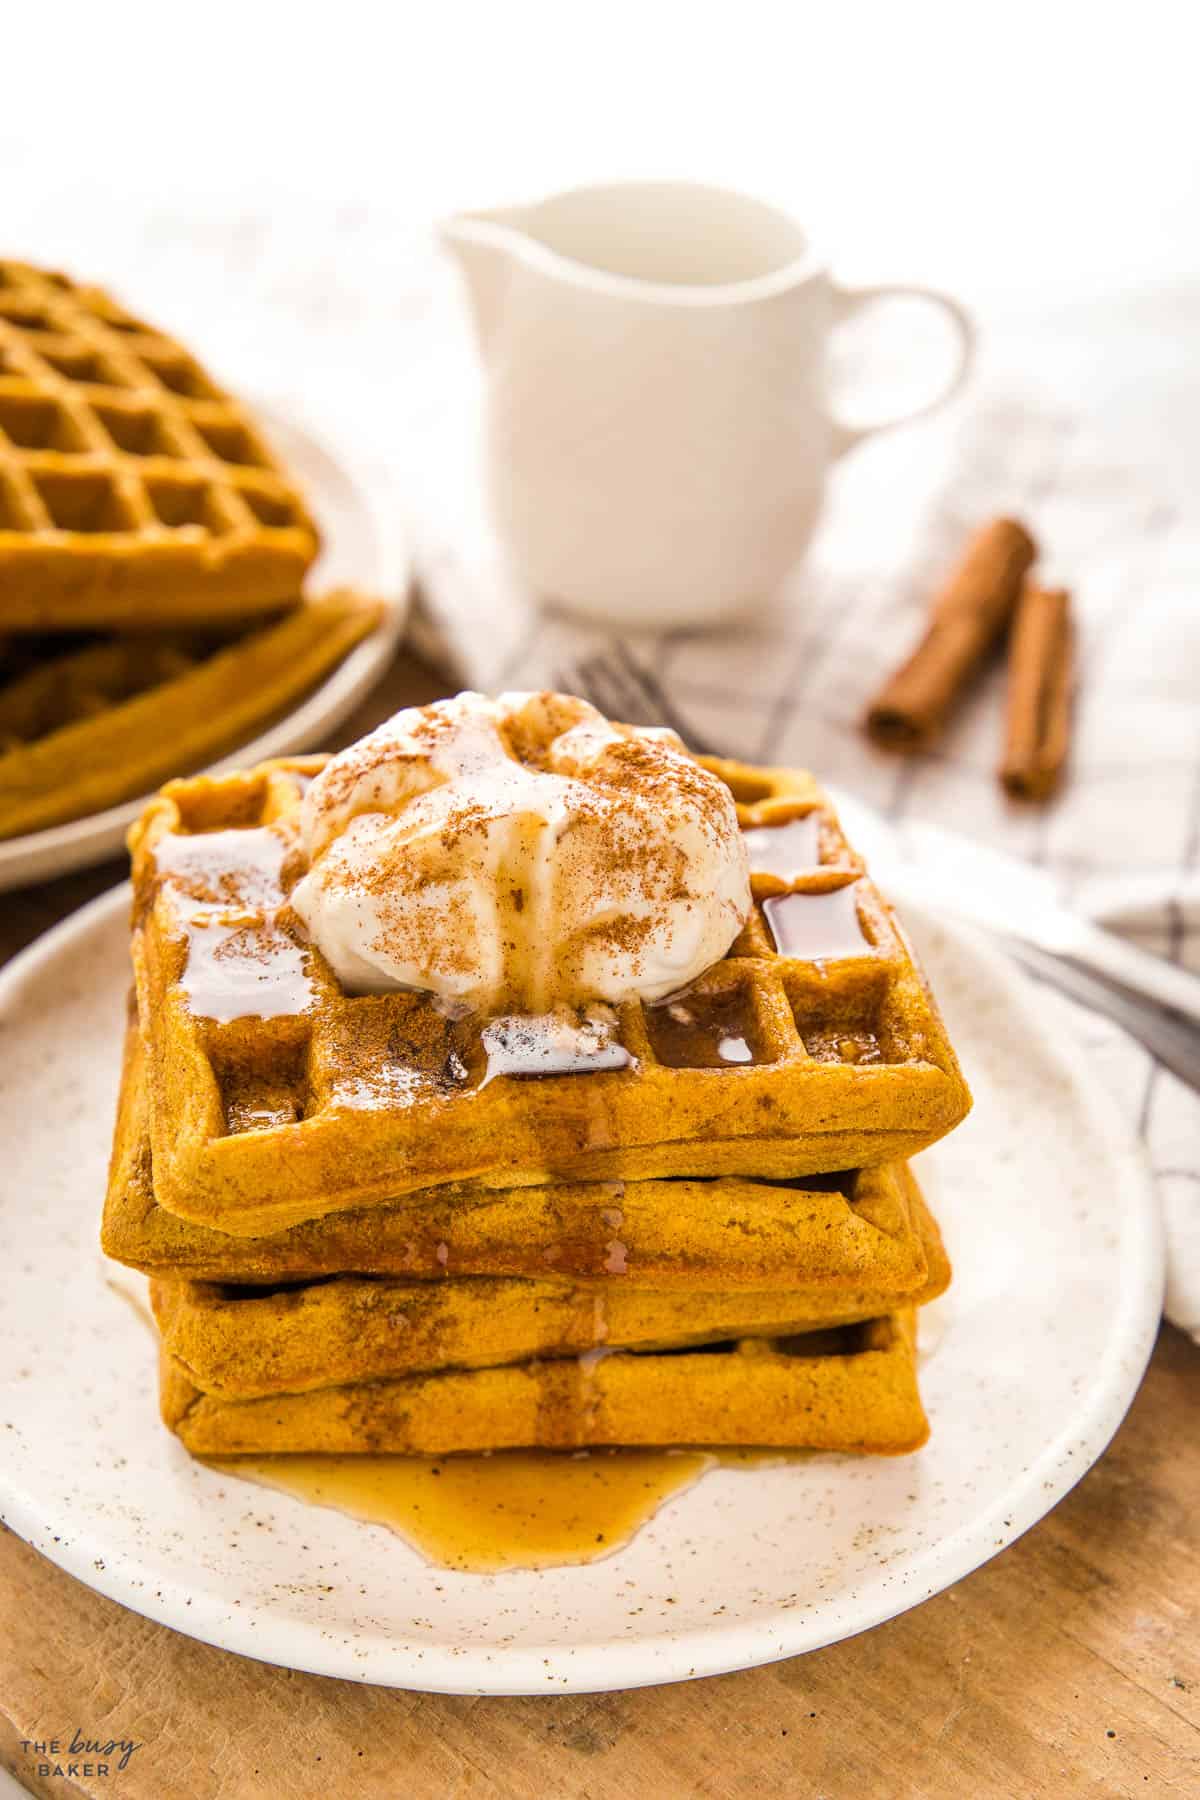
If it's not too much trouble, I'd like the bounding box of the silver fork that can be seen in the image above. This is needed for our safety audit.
[560,643,722,755]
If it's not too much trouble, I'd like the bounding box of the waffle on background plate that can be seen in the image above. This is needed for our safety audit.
[0,261,317,628]
[107,738,970,1460]
[0,259,386,840]
[0,590,380,838]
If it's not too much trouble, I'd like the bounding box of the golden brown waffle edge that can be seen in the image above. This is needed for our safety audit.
[159,1310,928,1456]
[104,1020,947,1297]
[149,1203,948,1400]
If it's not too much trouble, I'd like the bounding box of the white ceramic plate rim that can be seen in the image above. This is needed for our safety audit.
[0,402,410,893]
[0,882,1163,1693]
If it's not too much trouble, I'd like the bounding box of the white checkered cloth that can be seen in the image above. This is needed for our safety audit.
[5,196,1194,1336]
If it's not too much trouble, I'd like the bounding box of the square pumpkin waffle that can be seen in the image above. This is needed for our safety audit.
[105,1022,947,1293]
[0,260,318,628]
[149,1205,947,1400]
[127,754,970,1236]
[0,589,380,838]
[159,1310,927,1456]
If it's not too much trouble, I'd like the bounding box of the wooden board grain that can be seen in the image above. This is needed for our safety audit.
[2,648,1197,1798]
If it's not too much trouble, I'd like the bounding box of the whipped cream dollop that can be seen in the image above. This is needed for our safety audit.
[290,690,751,1013]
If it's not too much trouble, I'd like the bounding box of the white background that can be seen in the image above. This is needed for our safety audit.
[3,0,1198,298]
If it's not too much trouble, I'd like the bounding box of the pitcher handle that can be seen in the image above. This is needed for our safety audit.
[828,284,975,459]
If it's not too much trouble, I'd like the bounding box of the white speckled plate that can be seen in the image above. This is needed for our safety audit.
[0,887,1162,1694]
[0,404,410,893]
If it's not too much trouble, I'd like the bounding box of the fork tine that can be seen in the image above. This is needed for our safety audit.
[608,642,723,755]
[560,650,629,721]
[563,646,722,756]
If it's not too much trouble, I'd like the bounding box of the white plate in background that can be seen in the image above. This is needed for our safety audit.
[0,887,1162,1693]
[0,404,410,893]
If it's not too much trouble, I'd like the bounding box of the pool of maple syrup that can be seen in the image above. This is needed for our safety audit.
[741,813,822,879]
[207,1449,715,1572]
[645,986,763,1068]
[762,883,869,960]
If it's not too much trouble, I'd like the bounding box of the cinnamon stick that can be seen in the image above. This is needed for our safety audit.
[864,517,1037,751]
[1000,583,1073,801]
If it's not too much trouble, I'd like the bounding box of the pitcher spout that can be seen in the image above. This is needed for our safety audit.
[438,209,528,360]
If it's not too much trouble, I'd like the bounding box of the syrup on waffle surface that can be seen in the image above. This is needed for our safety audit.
[0,260,318,628]
[106,1019,947,1293]
[159,1310,928,1456]
[148,1207,947,1400]
[0,590,380,838]
[126,748,970,1236]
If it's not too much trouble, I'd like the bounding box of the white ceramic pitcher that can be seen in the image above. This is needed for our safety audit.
[441,182,973,630]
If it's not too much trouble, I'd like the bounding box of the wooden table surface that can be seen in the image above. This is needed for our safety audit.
[2,652,1198,1800]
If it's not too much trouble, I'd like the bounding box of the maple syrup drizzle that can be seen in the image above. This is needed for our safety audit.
[763,883,870,960]
[104,1271,156,1336]
[175,919,315,1024]
[741,814,822,880]
[154,826,290,908]
[155,826,316,1022]
[479,1010,633,1083]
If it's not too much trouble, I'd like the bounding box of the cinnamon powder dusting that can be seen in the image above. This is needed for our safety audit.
[290,691,753,1015]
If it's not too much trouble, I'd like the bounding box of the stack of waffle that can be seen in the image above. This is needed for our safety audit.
[104,749,970,1458]
[0,260,380,838]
